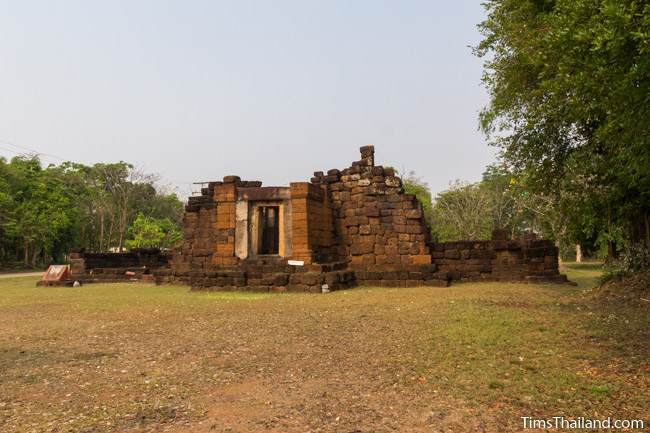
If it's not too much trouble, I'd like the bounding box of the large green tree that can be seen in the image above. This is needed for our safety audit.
[0,156,74,265]
[125,213,182,250]
[476,0,650,257]
[0,155,184,267]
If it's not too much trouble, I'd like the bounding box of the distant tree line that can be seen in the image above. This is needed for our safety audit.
[404,166,594,260]
[0,155,183,268]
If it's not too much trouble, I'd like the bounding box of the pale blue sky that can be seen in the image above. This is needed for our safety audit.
[0,0,495,197]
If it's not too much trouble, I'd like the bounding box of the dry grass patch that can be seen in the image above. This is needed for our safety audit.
[0,265,647,432]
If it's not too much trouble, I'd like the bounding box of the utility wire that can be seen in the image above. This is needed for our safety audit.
[0,145,24,155]
[0,138,68,161]
[0,138,193,195]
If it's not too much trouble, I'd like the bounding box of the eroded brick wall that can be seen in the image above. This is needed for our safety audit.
[311,146,447,287]
[69,248,170,283]
[171,178,253,283]
[213,181,237,266]
[432,237,566,283]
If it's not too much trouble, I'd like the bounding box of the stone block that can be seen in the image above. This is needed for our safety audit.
[444,250,460,259]
[410,255,431,265]
[405,209,422,219]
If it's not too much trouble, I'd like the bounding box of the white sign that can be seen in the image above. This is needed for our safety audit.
[287,260,304,266]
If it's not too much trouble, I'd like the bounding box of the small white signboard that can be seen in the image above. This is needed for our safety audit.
[287,260,304,266]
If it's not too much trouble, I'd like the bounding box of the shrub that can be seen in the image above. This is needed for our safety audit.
[598,243,650,284]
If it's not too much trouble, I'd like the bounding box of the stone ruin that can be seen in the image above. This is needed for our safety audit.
[68,248,170,284]
[151,146,568,291]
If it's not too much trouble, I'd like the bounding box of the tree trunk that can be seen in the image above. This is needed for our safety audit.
[607,240,618,262]
[555,239,563,269]
[23,239,29,266]
[99,209,105,252]
[31,248,38,268]
[118,217,124,252]
[575,244,582,263]
[118,208,127,252]
[107,218,115,252]
[606,204,618,262]
[645,211,650,250]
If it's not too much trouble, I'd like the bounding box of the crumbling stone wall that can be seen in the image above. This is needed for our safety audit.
[169,178,269,279]
[171,183,216,284]
[289,182,337,264]
[311,146,447,287]
[213,180,239,266]
[69,248,170,283]
[432,235,566,283]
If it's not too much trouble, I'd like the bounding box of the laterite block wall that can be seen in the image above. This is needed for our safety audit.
[311,146,447,287]
[432,235,566,283]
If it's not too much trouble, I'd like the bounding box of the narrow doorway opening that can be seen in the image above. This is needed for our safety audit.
[258,206,280,255]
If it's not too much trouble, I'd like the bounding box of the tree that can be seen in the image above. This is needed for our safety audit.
[0,154,184,267]
[1,156,75,265]
[427,165,580,250]
[476,0,650,259]
[0,158,15,262]
[480,164,523,236]
[402,171,434,231]
[125,213,182,250]
[431,181,493,241]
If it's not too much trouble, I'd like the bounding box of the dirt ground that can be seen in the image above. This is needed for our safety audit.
[0,264,648,432]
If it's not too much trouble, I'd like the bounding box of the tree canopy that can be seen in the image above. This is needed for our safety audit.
[125,213,182,250]
[476,0,650,258]
[0,155,183,267]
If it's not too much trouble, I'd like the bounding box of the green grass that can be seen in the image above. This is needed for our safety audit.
[0,265,647,433]
[0,277,271,309]
[0,268,44,274]
[562,261,603,289]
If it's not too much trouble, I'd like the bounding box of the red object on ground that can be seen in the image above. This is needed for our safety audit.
[41,265,70,283]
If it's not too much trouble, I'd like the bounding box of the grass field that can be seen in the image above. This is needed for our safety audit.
[0,264,648,432]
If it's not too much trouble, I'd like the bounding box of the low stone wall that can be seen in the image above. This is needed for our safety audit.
[157,257,355,292]
[69,248,171,283]
[432,237,567,283]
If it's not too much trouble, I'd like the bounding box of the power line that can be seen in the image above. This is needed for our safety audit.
[0,145,24,155]
[0,145,63,166]
[0,138,68,161]
[0,139,195,195]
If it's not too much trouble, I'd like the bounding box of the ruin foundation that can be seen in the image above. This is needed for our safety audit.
[69,248,171,284]
[155,146,568,292]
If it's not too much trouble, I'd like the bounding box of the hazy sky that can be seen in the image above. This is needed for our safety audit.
[0,0,495,198]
